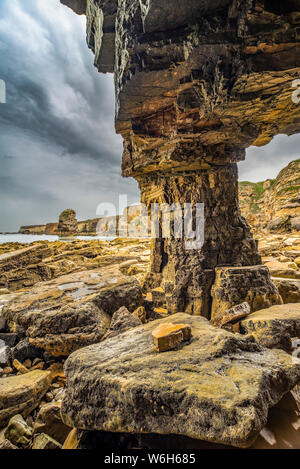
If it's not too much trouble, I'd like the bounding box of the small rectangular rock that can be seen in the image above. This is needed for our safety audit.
[152,322,192,352]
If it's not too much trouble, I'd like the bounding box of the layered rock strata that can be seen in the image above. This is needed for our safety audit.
[61,0,300,316]
[239,158,300,233]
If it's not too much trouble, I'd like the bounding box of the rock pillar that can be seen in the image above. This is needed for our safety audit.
[136,161,273,318]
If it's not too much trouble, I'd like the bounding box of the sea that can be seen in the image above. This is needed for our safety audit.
[0,234,113,244]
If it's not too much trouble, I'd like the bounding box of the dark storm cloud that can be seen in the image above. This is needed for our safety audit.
[0,0,139,231]
[0,0,120,164]
[0,0,299,232]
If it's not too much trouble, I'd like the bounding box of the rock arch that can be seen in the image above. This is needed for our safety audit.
[61,0,300,317]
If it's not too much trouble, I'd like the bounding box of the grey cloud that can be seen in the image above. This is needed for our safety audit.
[0,0,299,232]
[0,0,139,231]
[240,134,300,182]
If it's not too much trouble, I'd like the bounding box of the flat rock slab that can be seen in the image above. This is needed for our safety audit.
[61,313,300,448]
[0,370,52,427]
[2,266,143,356]
[241,303,300,351]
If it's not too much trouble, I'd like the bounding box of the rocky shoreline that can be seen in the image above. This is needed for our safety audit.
[0,234,299,449]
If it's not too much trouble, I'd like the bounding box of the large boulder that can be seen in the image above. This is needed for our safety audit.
[211,265,282,319]
[26,301,111,357]
[61,313,300,448]
[241,303,300,351]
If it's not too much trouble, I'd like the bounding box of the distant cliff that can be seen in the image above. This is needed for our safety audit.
[19,206,143,236]
[239,158,300,233]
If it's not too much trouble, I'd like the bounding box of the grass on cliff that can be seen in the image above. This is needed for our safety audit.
[277,184,300,195]
[239,179,275,198]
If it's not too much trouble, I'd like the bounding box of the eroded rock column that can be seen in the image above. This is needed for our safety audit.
[136,160,280,318]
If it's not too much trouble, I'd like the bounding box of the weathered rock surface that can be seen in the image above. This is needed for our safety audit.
[273,278,300,304]
[61,313,300,448]
[0,370,53,427]
[264,258,300,279]
[211,265,282,318]
[4,414,33,447]
[0,244,52,291]
[33,401,70,445]
[0,238,150,292]
[241,303,300,351]
[58,209,78,234]
[2,266,143,356]
[103,306,143,341]
[211,302,251,331]
[32,433,62,450]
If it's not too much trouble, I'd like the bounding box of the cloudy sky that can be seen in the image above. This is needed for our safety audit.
[0,0,299,232]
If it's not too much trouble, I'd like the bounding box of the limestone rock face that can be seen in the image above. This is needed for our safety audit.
[58,209,78,234]
[61,313,300,448]
[241,303,300,351]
